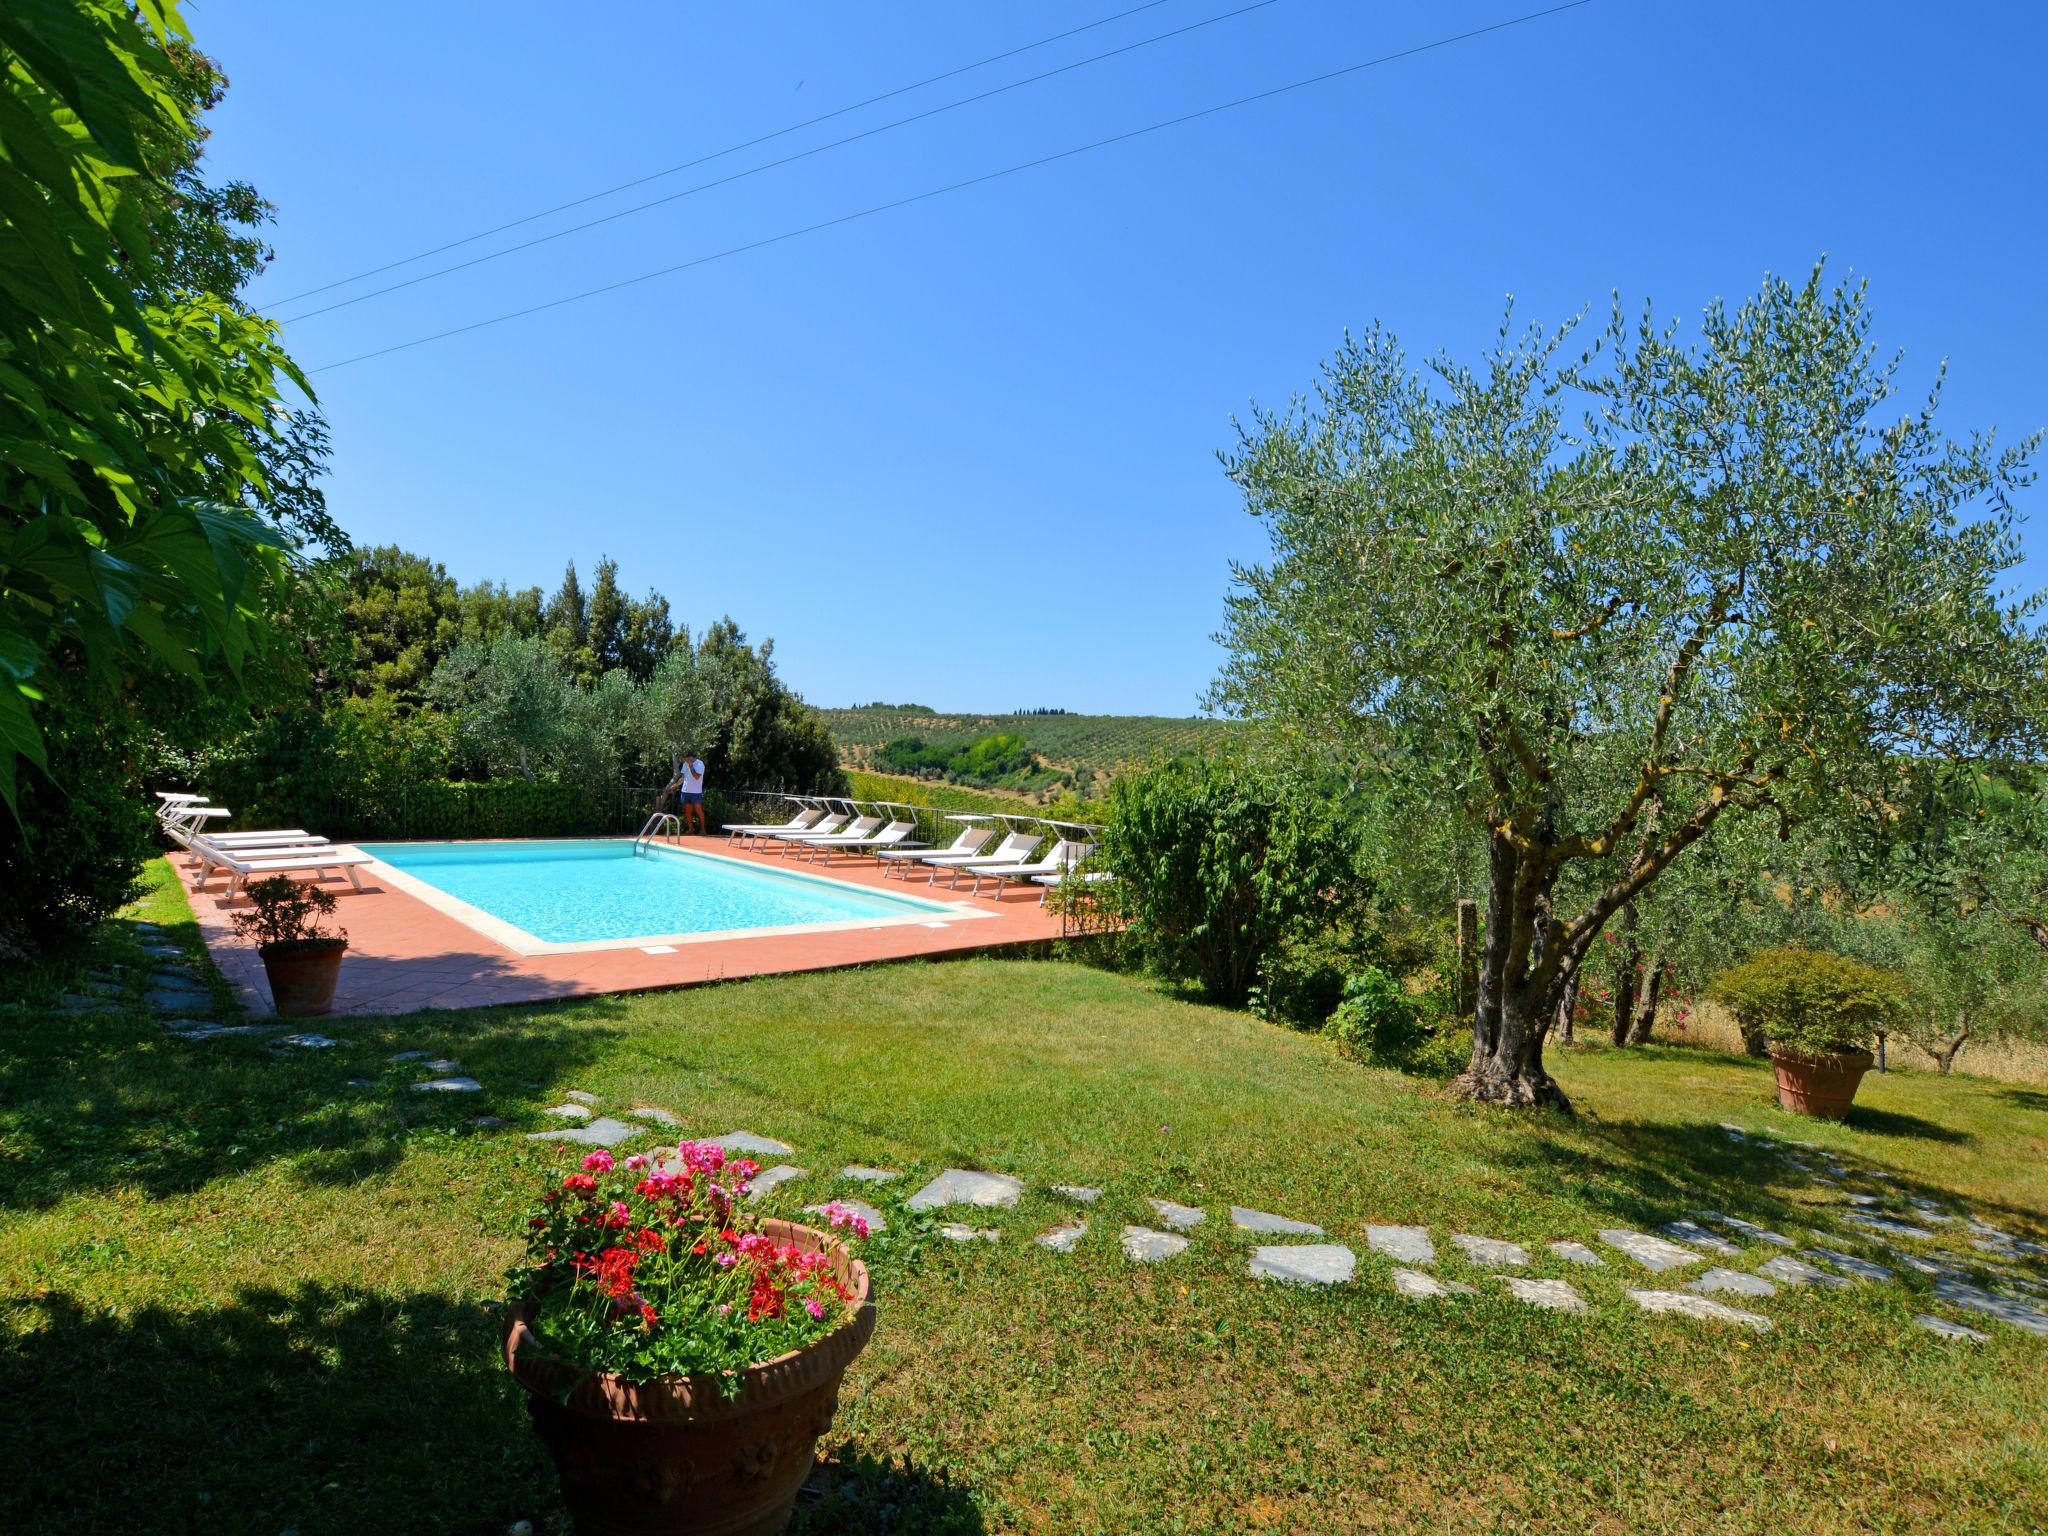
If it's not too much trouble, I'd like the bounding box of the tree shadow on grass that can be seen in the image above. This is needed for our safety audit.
[0,1283,553,1535]
[793,1448,988,1535]
[1480,1111,2047,1251]
[0,1285,985,1536]
[0,988,630,1211]
[1998,1086,2048,1116]
[1843,1105,1972,1143]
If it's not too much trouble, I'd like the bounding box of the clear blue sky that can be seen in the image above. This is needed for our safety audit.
[194,0,2048,714]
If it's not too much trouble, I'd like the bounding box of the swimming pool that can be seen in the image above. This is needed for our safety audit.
[357,840,976,954]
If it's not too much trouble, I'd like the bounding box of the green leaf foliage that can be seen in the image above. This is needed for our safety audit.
[1709,946,1906,1060]
[1213,264,2048,1103]
[1100,755,1365,1008]
[1,0,309,820]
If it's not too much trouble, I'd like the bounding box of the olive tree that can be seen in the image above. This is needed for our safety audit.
[1213,267,2046,1108]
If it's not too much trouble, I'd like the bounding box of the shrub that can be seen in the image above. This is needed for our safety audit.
[1252,925,1394,1028]
[1324,966,1467,1075]
[0,685,155,956]
[1101,756,1365,1008]
[1710,947,1904,1060]
[230,877,345,954]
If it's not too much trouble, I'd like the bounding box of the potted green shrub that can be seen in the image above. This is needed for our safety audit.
[230,876,349,1016]
[505,1143,877,1535]
[1710,947,1903,1119]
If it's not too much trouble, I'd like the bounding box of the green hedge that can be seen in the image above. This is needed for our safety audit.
[229,779,672,843]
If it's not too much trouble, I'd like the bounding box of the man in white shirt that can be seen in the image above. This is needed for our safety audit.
[675,750,707,834]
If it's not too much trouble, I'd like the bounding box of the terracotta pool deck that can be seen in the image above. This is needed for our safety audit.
[174,835,1070,1017]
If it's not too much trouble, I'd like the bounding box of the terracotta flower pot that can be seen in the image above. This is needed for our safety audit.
[258,938,347,1016]
[505,1219,875,1536]
[1768,1046,1874,1120]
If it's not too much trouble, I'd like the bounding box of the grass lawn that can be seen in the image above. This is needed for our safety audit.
[2,862,2045,1534]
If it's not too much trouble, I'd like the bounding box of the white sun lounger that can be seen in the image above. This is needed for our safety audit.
[194,843,375,896]
[877,825,992,878]
[924,830,1042,885]
[757,811,852,848]
[157,803,323,844]
[1032,869,1117,905]
[797,819,924,863]
[778,814,881,855]
[723,804,827,847]
[163,822,331,872]
[961,840,1094,896]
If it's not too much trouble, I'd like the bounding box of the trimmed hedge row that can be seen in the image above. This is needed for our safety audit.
[249,780,685,843]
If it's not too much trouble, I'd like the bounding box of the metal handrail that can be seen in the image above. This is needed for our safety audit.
[635,812,682,854]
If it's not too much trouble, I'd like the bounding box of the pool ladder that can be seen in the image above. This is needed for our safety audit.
[635,812,682,855]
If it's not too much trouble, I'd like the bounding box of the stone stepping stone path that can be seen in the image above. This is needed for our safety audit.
[1035,1221,1086,1252]
[1689,1267,1776,1299]
[1659,1220,1741,1258]
[1548,1241,1605,1266]
[1250,1244,1355,1286]
[1367,1225,1435,1265]
[1931,1278,2048,1336]
[527,1116,641,1148]
[413,1076,482,1093]
[1627,1289,1771,1331]
[1843,1212,1936,1240]
[1891,1249,1964,1278]
[390,1051,429,1062]
[1231,1206,1323,1236]
[1600,1229,1703,1273]
[907,1168,1023,1212]
[173,1023,274,1042]
[1122,1226,1188,1263]
[276,1033,336,1050]
[804,1198,886,1232]
[421,1058,462,1073]
[1712,1215,1794,1248]
[708,1130,794,1157]
[839,1166,900,1184]
[747,1165,807,1198]
[437,1099,2048,1342]
[1502,1277,1586,1313]
[1390,1268,1474,1300]
[1805,1248,1894,1283]
[1147,1198,1204,1231]
[1916,1315,1989,1342]
[1453,1234,1529,1267]
[1758,1255,1851,1290]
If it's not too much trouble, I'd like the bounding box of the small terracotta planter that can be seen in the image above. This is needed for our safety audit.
[1768,1046,1874,1120]
[258,938,347,1016]
[505,1219,875,1536]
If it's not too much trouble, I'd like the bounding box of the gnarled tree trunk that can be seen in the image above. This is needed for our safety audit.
[1626,957,1665,1046]
[1455,831,1572,1109]
[1610,904,1640,1046]
[1554,969,1579,1046]
[1918,1015,1970,1075]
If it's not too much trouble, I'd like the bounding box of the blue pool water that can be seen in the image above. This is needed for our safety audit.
[357,840,952,943]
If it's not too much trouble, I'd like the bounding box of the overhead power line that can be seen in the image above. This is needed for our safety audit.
[277,0,1289,326]
[308,1,1598,376]
[265,0,1187,307]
